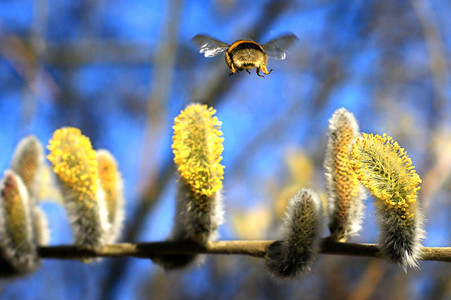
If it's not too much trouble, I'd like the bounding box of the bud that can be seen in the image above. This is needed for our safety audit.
[10,135,44,201]
[351,133,425,268]
[97,149,125,243]
[266,189,322,278]
[0,171,39,273]
[324,108,365,241]
[10,135,51,246]
[47,127,108,249]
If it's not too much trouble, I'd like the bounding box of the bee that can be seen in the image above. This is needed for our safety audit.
[193,33,298,77]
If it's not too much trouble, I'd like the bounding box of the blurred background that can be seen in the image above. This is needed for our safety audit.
[0,0,450,299]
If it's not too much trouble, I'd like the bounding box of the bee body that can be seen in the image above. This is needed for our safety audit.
[225,40,270,76]
[193,34,298,77]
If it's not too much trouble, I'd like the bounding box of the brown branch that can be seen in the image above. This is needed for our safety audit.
[37,239,451,263]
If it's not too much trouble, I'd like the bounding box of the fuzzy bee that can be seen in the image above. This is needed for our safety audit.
[193,33,298,77]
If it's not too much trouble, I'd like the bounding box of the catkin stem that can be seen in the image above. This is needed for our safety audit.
[34,239,451,262]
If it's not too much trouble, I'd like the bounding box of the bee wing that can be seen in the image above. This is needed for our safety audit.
[192,34,230,58]
[262,33,299,60]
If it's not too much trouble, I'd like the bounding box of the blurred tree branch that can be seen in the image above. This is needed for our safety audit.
[411,0,451,212]
[348,260,386,300]
[32,239,451,262]
[103,0,183,297]
[0,34,60,98]
[412,0,450,129]
[232,57,344,176]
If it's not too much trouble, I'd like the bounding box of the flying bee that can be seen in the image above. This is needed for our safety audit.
[192,33,298,77]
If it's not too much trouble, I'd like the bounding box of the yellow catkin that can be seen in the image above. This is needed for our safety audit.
[47,127,99,201]
[331,123,360,216]
[351,133,421,224]
[172,104,224,198]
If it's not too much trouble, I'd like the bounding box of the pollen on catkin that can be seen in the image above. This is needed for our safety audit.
[265,189,322,278]
[47,127,108,249]
[0,171,39,273]
[324,108,365,241]
[11,135,44,201]
[172,103,224,198]
[153,104,225,270]
[351,133,425,268]
[97,149,125,243]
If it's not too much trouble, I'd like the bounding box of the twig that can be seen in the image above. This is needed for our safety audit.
[36,239,451,263]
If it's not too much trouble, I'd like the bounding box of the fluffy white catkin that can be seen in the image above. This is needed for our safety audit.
[379,206,425,268]
[11,135,51,246]
[152,178,224,270]
[97,149,125,244]
[0,171,40,273]
[10,135,44,202]
[324,108,365,241]
[32,206,50,246]
[266,188,322,278]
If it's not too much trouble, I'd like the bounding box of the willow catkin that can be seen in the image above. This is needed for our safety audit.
[97,149,125,244]
[351,133,425,268]
[11,135,50,246]
[266,188,322,278]
[324,108,365,241]
[153,104,225,269]
[47,127,108,249]
[0,170,39,273]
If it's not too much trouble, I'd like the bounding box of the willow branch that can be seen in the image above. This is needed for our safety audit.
[37,239,451,263]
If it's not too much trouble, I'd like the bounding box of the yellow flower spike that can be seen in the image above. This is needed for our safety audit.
[0,170,39,273]
[97,149,125,244]
[324,108,365,241]
[351,133,425,268]
[154,104,225,270]
[172,103,224,198]
[351,133,421,217]
[47,127,108,249]
[47,128,98,200]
